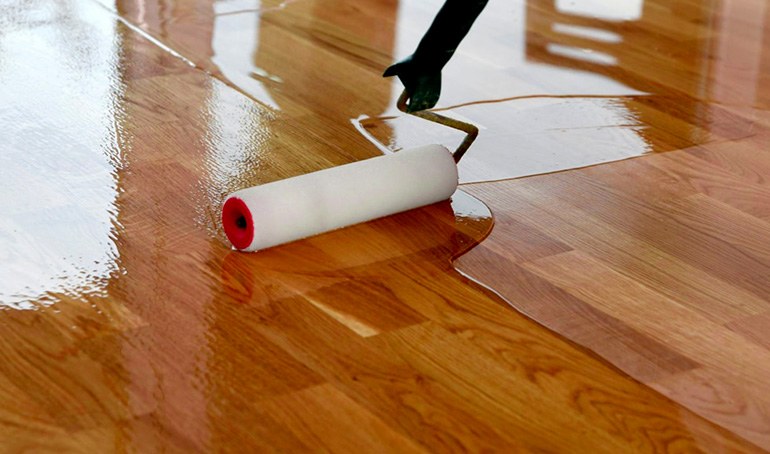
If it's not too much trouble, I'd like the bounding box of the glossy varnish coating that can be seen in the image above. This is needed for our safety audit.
[0,0,768,452]
[105,0,763,183]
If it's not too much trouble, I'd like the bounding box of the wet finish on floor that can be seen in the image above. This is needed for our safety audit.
[358,0,766,182]
[90,0,767,183]
[1,0,769,451]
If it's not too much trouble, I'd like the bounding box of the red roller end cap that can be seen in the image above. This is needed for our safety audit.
[222,197,254,250]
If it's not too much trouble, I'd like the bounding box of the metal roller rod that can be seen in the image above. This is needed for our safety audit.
[397,90,478,164]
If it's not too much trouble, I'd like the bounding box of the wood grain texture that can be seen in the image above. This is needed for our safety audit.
[459,144,770,447]
[1,0,769,452]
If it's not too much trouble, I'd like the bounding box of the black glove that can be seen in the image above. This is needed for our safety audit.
[383,0,489,112]
[383,55,442,113]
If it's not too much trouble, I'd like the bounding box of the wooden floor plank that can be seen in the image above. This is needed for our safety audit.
[461,182,769,323]
[455,248,703,383]
[523,251,770,446]
[727,311,770,350]
[251,297,523,452]
[256,384,427,453]
[533,171,770,301]
[650,149,770,220]
[459,136,770,447]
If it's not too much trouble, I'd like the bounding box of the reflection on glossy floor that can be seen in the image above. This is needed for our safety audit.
[359,94,756,182]
[1,0,769,451]
[94,0,767,183]
[359,0,763,182]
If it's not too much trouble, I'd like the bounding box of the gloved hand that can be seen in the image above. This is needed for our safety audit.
[383,0,488,113]
[383,55,442,112]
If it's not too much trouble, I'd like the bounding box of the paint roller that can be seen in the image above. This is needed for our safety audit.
[221,91,478,252]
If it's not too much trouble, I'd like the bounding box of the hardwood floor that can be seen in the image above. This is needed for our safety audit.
[457,134,770,448]
[1,0,769,451]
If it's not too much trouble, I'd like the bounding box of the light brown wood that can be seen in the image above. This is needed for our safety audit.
[457,141,770,447]
[1,0,769,452]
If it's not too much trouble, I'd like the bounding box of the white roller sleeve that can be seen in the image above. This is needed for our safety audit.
[221,144,458,252]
